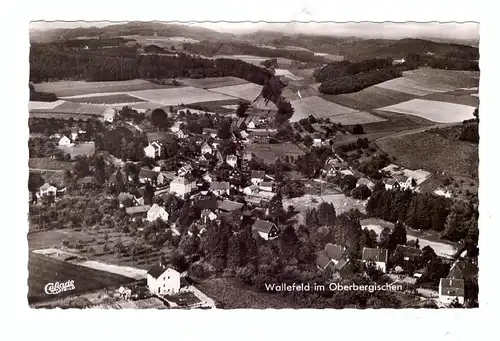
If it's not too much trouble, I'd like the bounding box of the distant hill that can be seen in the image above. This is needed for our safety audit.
[30,22,236,43]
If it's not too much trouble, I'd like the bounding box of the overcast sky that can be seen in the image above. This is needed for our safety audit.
[30,21,479,41]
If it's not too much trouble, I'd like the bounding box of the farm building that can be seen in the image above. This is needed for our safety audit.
[39,183,57,197]
[144,141,162,159]
[438,278,465,305]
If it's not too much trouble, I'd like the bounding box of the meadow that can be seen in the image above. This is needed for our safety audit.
[130,86,237,106]
[374,77,456,96]
[246,143,305,163]
[208,83,263,102]
[65,94,145,104]
[28,252,134,304]
[376,99,476,123]
[402,68,480,89]
[178,76,249,89]
[376,130,479,178]
[34,79,171,97]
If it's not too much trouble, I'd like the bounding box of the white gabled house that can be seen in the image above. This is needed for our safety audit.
[58,135,73,147]
[39,183,57,198]
[438,278,465,305]
[362,247,388,273]
[147,204,169,222]
[252,219,280,241]
[147,264,181,295]
[201,142,213,155]
[143,141,162,159]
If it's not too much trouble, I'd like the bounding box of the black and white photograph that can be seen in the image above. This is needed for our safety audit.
[26,19,480,310]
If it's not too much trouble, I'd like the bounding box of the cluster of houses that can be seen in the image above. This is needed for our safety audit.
[316,242,477,306]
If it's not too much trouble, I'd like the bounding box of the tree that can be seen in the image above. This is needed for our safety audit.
[217,118,232,140]
[317,202,336,226]
[303,135,313,147]
[379,227,391,249]
[236,102,250,117]
[73,156,91,178]
[389,221,407,250]
[151,108,170,130]
[352,124,364,135]
[342,175,357,191]
[171,250,188,272]
[143,183,154,206]
[351,185,372,200]
[94,156,106,185]
[268,192,285,223]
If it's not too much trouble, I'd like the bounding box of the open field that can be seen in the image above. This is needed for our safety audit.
[360,218,459,259]
[57,142,96,158]
[375,77,456,96]
[178,76,249,89]
[34,80,171,97]
[129,86,237,106]
[377,130,478,178]
[420,92,480,107]
[329,86,418,110]
[283,194,366,214]
[327,111,388,125]
[290,96,357,121]
[65,93,145,104]
[28,252,135,304]
[274,69,303,81]
[208,83,262,102]
[28,100,66,110]
[376,99,476,123]
[402,68,480,89]
[289,96,386,124]
[29,158,73,171]
[246,143,305,163]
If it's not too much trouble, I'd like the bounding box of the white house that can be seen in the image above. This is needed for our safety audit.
[438,278,465,305]
[147,264,181,295]
[170,175,197,197]
[143,141,162,159]
[147,204,169,222]
[226,155,238,168]
[170,122,182,133]
[103,108,117,123]
[356,178,375,190]
[177,130,187,139]
[58,135,73,147]
[201,142,213,155]
[177,164,193,177]
[259,181,274,192]
[39,183,57,197]
[252,219,280,241]
[243,184,259,196]
[247,121,256,129]
[250,170,265,186]
[362,247,388,273]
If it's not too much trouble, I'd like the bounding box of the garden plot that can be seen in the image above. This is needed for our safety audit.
[130,86,237,105]
[375,77,456,96]
[208,83,263,102]
[376,99,476,123]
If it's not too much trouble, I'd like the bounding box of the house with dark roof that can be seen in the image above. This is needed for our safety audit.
[362,247,389,273]
[439,278,465,305]
[147,264,181,295]
[393,245,422,263]
[251,170,266,186]
[210,181,230,196]
[316,243,353,277]
[170,175,197,197]
[117,192,134,208]
[125,205,151,216]
[252,219,280,241]
[203,128,218,138]
[259,181,274,192]
[447,260,479,281]
[217,200,244,213]
[139,169,159,185]
[384,178,401,191]
[77,176,97,188]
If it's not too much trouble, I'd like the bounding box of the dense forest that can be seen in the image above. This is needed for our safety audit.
[29,43,277,84]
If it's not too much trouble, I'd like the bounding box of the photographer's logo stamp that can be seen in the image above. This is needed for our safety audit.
[44,280,76,295]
